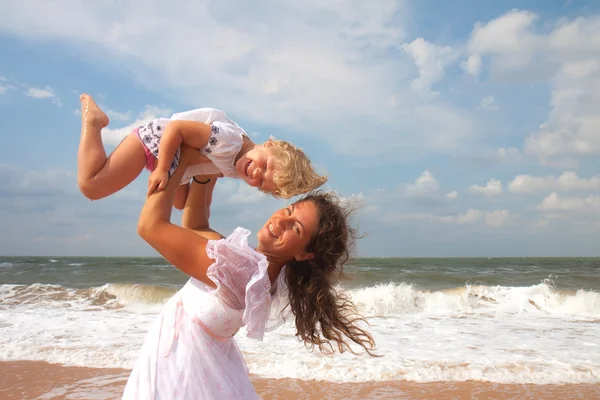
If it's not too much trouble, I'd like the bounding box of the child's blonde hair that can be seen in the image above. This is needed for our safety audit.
[264,137,328,199]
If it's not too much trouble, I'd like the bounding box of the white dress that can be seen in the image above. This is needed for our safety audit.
[122,228,287,400]
[136,108,248,184]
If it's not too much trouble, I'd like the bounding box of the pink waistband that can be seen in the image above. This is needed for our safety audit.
[131,128,156,171]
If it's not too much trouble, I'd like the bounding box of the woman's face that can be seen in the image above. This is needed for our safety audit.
[256,200,319,262]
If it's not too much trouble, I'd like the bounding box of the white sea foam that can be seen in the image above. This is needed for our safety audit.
[36,374,128,400]
[0,282,599,384]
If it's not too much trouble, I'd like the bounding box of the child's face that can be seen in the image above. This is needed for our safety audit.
[235,145,277,193]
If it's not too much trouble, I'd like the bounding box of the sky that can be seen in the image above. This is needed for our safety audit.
[0,0,599,257]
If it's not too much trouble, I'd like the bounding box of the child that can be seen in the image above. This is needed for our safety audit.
[77,94,327,204]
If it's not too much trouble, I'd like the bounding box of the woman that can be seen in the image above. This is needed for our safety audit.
[122,146,376,399]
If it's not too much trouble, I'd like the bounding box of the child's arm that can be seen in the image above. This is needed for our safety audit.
[147,120,213,196]
[156,120,213,172]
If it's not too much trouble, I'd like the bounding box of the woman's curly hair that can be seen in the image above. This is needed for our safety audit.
[284,190,377,356]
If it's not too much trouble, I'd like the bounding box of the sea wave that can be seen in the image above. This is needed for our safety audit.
[1,281,599,384]
[2,281,597,320]
[350,281,600,320]
[0,283,176,310]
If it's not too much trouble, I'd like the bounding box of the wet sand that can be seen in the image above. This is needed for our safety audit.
[1,361,598,400]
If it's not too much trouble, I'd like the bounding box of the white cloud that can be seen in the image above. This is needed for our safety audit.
[105,108,132,122]
[509,171,600,194]
[449,209,482,224]
[24,86,55,99]
[524,60,600,166]
[468,9,539,67]
[509,174,554,194]
[0,164,76,196]
[23,85,62,107]
[469,178,503,196]
[216,180,268,204]
[403,37,459,93]
[445,190,458,200]
[101,106,172,146]
[0,0,474,158]
[461,54,483,77]
[404,170,440,197]
[337,192,365,210]
[484,210,509,227]
[388,208,509,227]
[479,95,499,110]
[466,11,600,166]
[539,192,600,212]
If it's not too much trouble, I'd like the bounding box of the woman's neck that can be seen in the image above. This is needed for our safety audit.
[256,245,287,285]
[266,261,285,285]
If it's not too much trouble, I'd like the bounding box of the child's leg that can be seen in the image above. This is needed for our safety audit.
[77,94,146,200]
[173,183,190,210]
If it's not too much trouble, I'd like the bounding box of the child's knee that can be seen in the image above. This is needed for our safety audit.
[78,179,103,201]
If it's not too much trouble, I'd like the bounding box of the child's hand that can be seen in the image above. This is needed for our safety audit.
[147,169,169,197]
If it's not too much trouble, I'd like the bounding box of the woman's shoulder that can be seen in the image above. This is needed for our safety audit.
[209,227,264,263]
[206,227,269,297]
[224,227,252,244]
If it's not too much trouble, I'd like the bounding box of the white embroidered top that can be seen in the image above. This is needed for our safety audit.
[136,108,248,184]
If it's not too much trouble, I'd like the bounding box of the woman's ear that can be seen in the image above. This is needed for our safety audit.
[294,252,315,262]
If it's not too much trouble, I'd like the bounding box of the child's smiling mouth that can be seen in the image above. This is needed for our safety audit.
[245,160,253,177]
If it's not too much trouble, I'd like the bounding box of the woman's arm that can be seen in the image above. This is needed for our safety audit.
[182,175,224,241]
[138,146,217,286]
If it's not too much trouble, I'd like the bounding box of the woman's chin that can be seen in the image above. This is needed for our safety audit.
[256,229,270,247]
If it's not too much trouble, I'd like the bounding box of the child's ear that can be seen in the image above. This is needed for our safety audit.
[263,139,274,148]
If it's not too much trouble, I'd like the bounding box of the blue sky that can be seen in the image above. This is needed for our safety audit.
[1,0,599,257]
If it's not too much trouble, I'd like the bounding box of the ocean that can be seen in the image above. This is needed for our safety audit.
[1,256,599,389]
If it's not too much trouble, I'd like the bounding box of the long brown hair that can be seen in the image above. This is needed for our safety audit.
[284,191,377,356]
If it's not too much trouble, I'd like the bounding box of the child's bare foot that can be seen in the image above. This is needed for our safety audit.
[80,94,109,129]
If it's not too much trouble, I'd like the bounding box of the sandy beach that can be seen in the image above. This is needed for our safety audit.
[1,361,599,400]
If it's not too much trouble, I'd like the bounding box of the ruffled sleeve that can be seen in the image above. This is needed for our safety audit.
[205,227,272,341]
